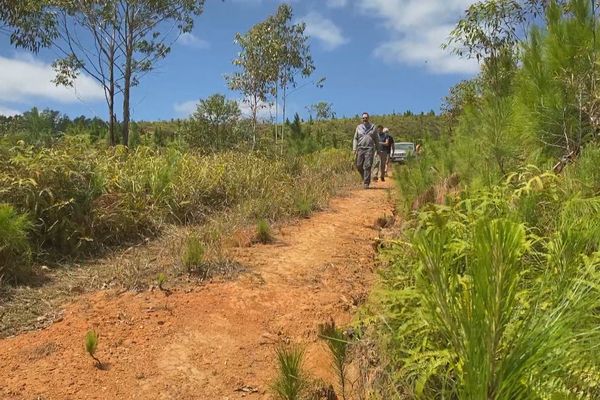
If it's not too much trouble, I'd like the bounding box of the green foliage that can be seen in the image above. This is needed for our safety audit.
[289,113,302,138]
[0,0,56,52]
[184,93,243,152]
[0,138,103,255]
[294,195,314,218]
[0,204,32,283]
[318,320,350,400]
[156,272,167,289]
[272,344,308,400]
[256,219,273,244]
[128,122,141,149]
[307,102,335,121]
[84,329,101,366]
[0,134,353,273]
[445,0,600,172]
[441,79,480,131]
[564,145,600,195]
[226,3,314,146]
[372,2,600,398]
[376,171,600,399]
[513,0,598,157]
[393,137,456,212]
[181,234,205,272]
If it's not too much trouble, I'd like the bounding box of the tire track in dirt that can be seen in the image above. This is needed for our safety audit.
[0,181,393,400]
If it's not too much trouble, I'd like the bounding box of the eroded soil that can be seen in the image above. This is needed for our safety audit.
[0,181,393,400]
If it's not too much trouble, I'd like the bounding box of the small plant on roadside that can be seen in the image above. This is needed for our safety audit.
[181,234,205,272]
[156,272,167,290]
[318,320,350,400]
[272,344,308,400]
[374,214,395,229]
[85,329,102,367]
[307,381,338,400]
[294,195,314,218]
[256,219,273,244]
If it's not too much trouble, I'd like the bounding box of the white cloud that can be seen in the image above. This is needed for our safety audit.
[327,0,348,8]
[174,100,199,116]
[178,33,210,49]
[237,98,275,122]
[299,12,349,50]
[0,105,21,116]
[357,0,479,74]
[0,54,105,104]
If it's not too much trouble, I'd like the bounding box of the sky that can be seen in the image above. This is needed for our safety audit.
[0,0,480,121]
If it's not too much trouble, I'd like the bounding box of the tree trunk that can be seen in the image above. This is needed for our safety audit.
[274,83,279,143]
[251,94,258,150]
[122,4,134,147]
[108,90,115,145]
[281,84,287,154]
[108,28,116,146]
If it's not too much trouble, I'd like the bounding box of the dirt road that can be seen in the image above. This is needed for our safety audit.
[0,181,393,400]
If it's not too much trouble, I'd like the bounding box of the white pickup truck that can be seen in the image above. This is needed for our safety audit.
[390,142,415,163]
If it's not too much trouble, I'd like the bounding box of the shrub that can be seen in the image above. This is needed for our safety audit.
[181,234,205,272]
[0,204,32,283]
[256,219,273,244]
[0,140,101,255]
[294,195,314,218]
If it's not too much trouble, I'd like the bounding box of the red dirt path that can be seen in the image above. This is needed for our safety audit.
[0,181,392,400]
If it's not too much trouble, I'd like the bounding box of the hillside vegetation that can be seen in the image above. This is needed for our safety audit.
[368,1,600,398]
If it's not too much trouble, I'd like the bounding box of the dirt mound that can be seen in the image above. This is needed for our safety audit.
[0,181,393,400]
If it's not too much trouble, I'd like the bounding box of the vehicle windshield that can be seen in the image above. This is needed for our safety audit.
[394,142,415,152]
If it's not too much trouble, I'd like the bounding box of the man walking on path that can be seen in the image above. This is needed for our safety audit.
[372,125,384,182]
[386,131,395,176]
[353,112,380,189]
[375,127,391,181]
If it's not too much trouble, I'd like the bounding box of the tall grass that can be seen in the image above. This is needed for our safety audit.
[0,138,353,276]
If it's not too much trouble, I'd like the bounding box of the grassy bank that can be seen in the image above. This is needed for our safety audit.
[0,136,355,284]
[370,158,600,398]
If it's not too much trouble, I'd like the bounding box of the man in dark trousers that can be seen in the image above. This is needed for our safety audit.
[353,112,380,189]
[386,130,395,176]
[374,127,391,182]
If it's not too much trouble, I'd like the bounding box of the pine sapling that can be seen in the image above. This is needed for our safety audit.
[272,344,308,400]
[85,329,102,368]
[318,320,350,400]
[182,234,205,272]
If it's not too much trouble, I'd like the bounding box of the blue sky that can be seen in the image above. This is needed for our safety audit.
[0,0,479,121]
